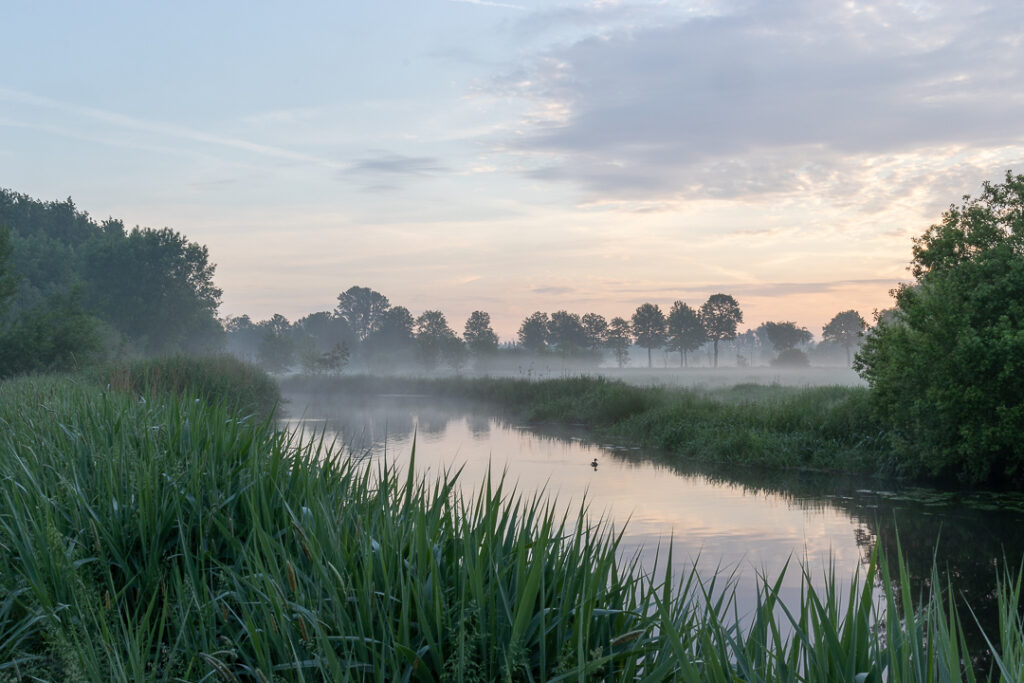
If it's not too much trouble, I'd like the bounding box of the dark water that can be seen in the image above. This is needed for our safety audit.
[282,391,1024,642]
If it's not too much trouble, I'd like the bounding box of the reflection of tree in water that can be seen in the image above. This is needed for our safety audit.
[466,413,491,439]
[601,445,1024,665]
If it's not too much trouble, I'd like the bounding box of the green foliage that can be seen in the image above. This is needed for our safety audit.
[8,373,1015,678]
[0,225,18,315]
[856,172,1024,485]
[606,316,632,367]
[0,188,224,358]
[94,354,280,421]
[335,285,390,342]
[0,288,103,377]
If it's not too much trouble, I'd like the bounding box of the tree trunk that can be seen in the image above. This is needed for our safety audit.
[713,339,719,368]
[647,346,652,368]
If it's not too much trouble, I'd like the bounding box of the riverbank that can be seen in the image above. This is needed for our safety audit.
[281,374,890,477]
[3,359,1021,679]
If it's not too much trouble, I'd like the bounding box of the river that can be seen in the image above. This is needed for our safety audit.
[282,389,1024,646]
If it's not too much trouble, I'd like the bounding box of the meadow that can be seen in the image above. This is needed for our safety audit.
[1,358,1022,680]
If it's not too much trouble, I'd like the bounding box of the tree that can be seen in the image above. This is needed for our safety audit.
[631,303,666,368]
[855,171,1024,485]
[606,317,632,368]
[517,311,549,352]
[463,310,499,355]
[335,286,390,342]
[699,293,743,368]
[581,313,608,352]
[760,321,812,352]
[0,287,102,377]
[368,305,415,358]
[547,310,587,356]
[81,227,223,354]
[822,310,867,365]
[257,314,294,373]
[415,310,460,370]
[666,301,705,367]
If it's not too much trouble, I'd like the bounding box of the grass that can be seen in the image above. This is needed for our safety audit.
[0,363,1022,679]
[281,374,889,476]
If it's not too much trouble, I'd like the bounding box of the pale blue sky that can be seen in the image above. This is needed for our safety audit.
[3,1,1022,339]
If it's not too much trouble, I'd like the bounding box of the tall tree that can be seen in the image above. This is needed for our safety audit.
[631,303,666,368]
[517,311,549,352]
[581,313,608,352]
[335,286,390,342]
[463,310,499,355]
[699,293,743,368]
[368,305,415,357]
[606,317,632,368]
[822,310,867,365]
[666,301,705,367]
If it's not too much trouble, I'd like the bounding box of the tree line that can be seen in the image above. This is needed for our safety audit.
[222,285,868,374]
[0,186,866,378]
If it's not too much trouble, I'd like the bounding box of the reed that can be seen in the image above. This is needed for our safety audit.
[1,371,1021,680]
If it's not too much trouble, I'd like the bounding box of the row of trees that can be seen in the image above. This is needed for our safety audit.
[223,284,868,374]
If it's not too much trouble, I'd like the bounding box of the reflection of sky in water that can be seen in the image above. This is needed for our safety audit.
[283,394,873,611]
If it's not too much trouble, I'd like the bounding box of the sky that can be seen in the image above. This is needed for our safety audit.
[3,0,1023,341]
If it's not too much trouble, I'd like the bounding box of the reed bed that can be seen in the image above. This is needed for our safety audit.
[1,370,1021,680]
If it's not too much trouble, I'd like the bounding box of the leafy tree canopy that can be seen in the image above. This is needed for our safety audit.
[666,301,705,366]
[464,310,499,355]
[855,171,1024,485]
[759,321,812,352]
[336,286,390,342]
[518,311,549,352]
[822,310,867,364]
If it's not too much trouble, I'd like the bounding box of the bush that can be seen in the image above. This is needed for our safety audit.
[771,348,810,367]
[855,172,1024,485]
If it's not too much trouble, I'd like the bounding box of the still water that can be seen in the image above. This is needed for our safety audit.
[283,391,1024,632]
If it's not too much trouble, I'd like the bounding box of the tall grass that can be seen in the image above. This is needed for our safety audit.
[1,371,1022,679]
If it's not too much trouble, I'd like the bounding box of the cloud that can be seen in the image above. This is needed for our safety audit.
[495,0,1024,201]
[532,285,576,295]
[346,152,449,176]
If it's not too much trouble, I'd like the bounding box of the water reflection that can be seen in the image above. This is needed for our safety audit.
[283,391,1024,650]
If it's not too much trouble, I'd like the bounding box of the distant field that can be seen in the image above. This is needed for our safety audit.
[597,365,864,388]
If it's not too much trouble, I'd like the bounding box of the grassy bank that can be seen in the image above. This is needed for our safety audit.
[282,374,889,476]
[3,363,1022,680]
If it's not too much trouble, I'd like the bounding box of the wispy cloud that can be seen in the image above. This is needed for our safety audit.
[347,152,449,176]
[0,87,344,169]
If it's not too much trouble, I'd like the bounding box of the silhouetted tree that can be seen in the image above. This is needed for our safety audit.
[294,311,355,353]
[463,310,499,355]
[606,317,632,368]
[548,310,587,356]
[257,314,294,373]
[415,310,460,370]
[581,313,608,352]
[518,311,549,352]
[822,310,867,365]
[631,303,666,368]
[760,321,812,352]
[666,301,705,367]
[335,286,390,342]
[699,293,743,368]
[367,305,415,358]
